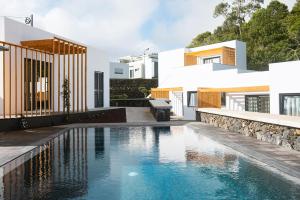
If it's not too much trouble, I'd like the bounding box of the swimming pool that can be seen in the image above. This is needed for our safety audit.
[1,126,299,199]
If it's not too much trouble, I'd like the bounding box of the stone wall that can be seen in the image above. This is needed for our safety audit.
[197,111,300,151]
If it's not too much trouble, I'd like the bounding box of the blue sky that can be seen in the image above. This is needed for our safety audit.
[0,0,297,60]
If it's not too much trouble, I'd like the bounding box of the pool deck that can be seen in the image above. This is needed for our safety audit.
[188,122,300,183]
[126,107,156,122]
[0,120,300,183]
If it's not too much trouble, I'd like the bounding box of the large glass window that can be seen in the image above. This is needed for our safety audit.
[203,56,221,64]
[187,91,197,107]
[114,68,124,74]
[280,94,300,116]
[245,95,270,113]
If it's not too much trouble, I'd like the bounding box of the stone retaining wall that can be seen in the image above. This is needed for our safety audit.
[197,111,300,151]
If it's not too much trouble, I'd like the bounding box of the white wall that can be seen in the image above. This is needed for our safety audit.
[110,62,129,79]
[269,61,300,115]
[158,48,185,86]
[88,47,110,108]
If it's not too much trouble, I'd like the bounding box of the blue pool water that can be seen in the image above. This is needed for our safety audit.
[1,126,300,200]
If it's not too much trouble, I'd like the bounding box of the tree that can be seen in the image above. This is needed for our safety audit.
[285,0,300,60]
[189,0,264,48]
[188,32,213,48]
[214,0,264,36]
[243,0,290,70]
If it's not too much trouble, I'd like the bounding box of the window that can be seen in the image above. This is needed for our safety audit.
[245,95,270,113]
[130,70,134,78]
[94,71,104,108]
[221,92,226,107]
[114,68,124,74]
[203,56,221,64]
[280,94,300,116]
[187,91,197,107]
[153,62,158,78]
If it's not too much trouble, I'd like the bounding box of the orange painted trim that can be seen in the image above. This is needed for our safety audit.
[197,86,270,93]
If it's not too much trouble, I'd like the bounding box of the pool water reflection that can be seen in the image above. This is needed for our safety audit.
[0,126,299,200]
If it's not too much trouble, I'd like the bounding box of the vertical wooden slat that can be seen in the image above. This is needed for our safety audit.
[2,47,5,118]
[25,49,28,117]
[30,50,33,117]
[40,52,42,115]
[20,47,23,116]
[81,48,83,112]
[35,51,38,116]
[68,43,70,113]
[58,41,61,113]
[15,46,17,117]
[52,41,55,113]
[85,49,87,111]
[63,43,66,113]
[9,45,11,118]
[72,45,75,113]
[44,53,46,116]
[77,46,79,113]
[48,53,51,115]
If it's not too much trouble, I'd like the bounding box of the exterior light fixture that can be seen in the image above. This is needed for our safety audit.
[0,45,9,51]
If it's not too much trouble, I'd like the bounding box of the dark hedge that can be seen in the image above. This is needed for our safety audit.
[110,78,158,99]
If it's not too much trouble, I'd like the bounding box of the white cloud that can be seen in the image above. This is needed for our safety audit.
[0,0,297,60]
[0,0,160,60]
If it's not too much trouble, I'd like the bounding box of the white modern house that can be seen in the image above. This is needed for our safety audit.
[0,17,110,119]
[110,53,158,79]
[151,40,300,120]
[109,62,129,79]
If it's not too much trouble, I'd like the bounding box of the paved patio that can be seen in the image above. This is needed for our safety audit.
[126,107,156,122]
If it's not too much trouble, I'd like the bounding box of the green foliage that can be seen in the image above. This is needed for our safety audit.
[243,0,290,70]
[213,0,264,36]
[61,78,71,117]
[110,79,158,99]
[111,94,128,99]
[285,0,300,60]
[188,0,300,70]
[138,86,150,98]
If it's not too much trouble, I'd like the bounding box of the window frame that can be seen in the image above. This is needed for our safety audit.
[202,56,222,64]
[187,91,198,107]
[279,93,300,116]
[245,94,270,113]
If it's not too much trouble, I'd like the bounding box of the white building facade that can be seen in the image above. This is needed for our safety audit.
[153,40,300,120]
[110,53,158,79]
[0,17,110,118]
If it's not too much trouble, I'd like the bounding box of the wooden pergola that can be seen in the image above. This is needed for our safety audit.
[1,37,87,119]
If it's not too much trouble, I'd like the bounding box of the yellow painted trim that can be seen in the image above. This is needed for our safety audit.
[197,86,270,93]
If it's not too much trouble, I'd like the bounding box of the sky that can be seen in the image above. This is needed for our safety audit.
[0,0,297,60]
